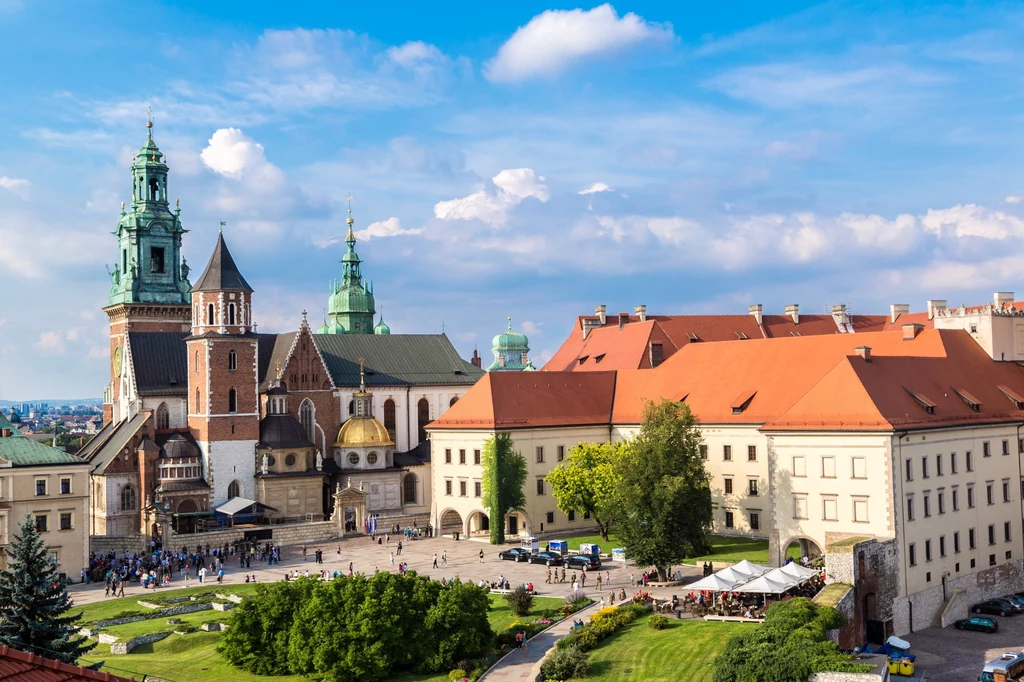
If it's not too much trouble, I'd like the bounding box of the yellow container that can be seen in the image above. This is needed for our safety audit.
[887,658,900,674]
[899,659,915,676]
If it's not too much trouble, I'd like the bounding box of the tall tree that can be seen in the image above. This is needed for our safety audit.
[0,516,94,663]
[615,399,712,581]
[546,442,623,541]
[481,433,528,544]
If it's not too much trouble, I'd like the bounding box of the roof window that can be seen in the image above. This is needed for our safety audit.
[685,332,700,341]
[594,353,606,364]
[904,387,936,414]
[998,385,1024,410]
[577,356,589,365]
[951,386,982,412]
[730,390,757,415]
[735,332,750,340]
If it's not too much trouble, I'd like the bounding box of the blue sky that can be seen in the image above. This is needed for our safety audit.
[4,1,1024,399]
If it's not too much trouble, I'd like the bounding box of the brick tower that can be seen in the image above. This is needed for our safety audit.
[186,231,259,504]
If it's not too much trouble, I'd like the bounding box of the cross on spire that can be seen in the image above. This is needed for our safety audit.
[358,357,366,391]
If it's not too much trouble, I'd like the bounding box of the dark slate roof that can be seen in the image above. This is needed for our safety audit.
[394,439,430,467]
[192,233,253,293]
[257,332,296,390]
[313,334,484,387]
[259,414,314,449]
[81,412,149,473]
[128,332,188,396]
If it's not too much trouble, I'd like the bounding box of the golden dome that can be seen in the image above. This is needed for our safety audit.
[334,417,393,447]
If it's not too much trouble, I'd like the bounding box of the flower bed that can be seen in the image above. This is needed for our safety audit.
[555,602,650,653]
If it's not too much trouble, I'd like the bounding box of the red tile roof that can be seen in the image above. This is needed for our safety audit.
[0,646,135,681]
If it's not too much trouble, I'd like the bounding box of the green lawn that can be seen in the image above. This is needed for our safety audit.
[556,533,800,566]
[582,618,755,681]
[76,588,562,682]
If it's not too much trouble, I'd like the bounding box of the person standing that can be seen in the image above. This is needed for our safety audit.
[397,541,403,556]
[545,567,552,584]
[199,566,207,583]
[596,574,602,591]
[479,549,484,563]
[389,552,395,567]
[441,551,447,567]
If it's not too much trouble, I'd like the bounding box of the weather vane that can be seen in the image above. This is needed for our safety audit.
[219,220,226,233]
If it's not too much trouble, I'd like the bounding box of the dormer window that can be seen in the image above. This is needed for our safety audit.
[998,385,1024,410]
[951,386,982,412]
[905,387,936,414]
[730,390,757,415]
[578,356,589,365]
[686,332,700,342]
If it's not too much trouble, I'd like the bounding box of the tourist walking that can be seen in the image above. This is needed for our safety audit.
[479,549,484,563]
[432,553,439,569]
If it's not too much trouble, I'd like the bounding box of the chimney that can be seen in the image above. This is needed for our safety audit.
[926,299,947,320]
[470,348,482,369]
[995,292,1015,308]
[635,305,647,323]
[890,303,910,323]
[785,304,799,324]
[595,305,607,325]
[854,346,871,361]
[581,318,600,341]
[748,304,763,325]
[902,323,924,340]
[831,304,848,325]
[618,312,629,330]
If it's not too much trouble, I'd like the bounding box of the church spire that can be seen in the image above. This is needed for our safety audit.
[317,195,376,334]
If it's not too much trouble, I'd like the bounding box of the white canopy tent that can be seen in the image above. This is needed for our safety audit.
[777,562,818,580]
[732,560,771,577]
[734,572,798,594]
[687,573,743,591]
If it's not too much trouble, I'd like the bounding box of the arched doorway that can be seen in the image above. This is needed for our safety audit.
[175,498,200,534]
[506,510,530,538]
[345,506,358,533]
[467,510,489,536]
[783,536,823,564]
[440,509,463,536]
[863,592,884,644]
[227,480,241,499]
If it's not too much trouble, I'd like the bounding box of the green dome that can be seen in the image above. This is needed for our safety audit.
[492,317,529,351]
[374,316,391,335]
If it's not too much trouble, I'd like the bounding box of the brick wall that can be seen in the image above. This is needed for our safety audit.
[90,534,147,557]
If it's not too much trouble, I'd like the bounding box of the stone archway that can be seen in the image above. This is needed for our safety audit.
[783,536,823,562]
[333,484,368,536]
[467,510,490,536]
[440,509,464,536]
[505,510,531,538]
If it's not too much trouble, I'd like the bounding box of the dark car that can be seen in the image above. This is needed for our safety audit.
[973,600,1014,616]
[994,597,1024,614]
[565,554,603,570]
[955,616,998,633]
[1003,595,1024,610]
[498,548,531,562]
[528,551,564,566]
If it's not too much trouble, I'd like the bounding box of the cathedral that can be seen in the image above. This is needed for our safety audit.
[80,121,484,540]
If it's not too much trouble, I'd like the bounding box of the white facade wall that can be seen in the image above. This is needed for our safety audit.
[202,439,258,505]
[139,396,187,430]
[338,385,474,452]
[933,306,1024,362]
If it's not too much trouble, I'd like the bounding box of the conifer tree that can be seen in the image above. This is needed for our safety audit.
[0,516,94,663]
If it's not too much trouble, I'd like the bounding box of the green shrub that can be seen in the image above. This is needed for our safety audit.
[575,629,600,650]
[449,669,467,681]
[505,586,534,617]
[648,614,669,630]
[540,644,588,680]
[556,632,581,650]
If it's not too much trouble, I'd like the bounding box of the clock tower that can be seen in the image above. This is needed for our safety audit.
[103,116,193,425]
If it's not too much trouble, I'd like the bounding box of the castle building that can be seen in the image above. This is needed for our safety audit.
[317,201,386,335]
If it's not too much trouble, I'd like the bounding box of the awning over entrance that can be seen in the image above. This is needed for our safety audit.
[215,497,278,516]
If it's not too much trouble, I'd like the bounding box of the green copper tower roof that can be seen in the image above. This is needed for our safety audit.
[487,317,532,371]
[318,198,377,335]
[106,116,192,307]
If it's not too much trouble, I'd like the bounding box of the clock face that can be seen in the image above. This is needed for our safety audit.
[112,345,122,376]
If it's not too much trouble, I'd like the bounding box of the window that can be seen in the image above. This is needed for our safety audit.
[383,400,396,440]
[954,532,960,553]
[748,445,757,461]
[227,480,240,499]
[971,558,976,568]
[445,449,452,464]
[700,445,708,461]
[449,396,459,408]
[847,501,871,531]
[1009,551,1014,560]
[195,350,199,373]
[288,453,300,466]
[793,455,806,477]
[121,485,135,511]
[724,478,733,494]
[749,512,760,530]
[1003,439,1010,455]
[474,449,481,465]
[968,486,976,508]
[951,452,958,474]
[793,495,808,519]
[207,303,215,326]
[989,524,996,545]
[821,456,836,478]
[59,512,72,531]
[908,543,917,566]
[156,402,169,429]
[748,479,759,496]
[723,445,732,461]
[536,479,545,495]
[967,451,974,471]
[416,398,430,444]
[60,478,71,495]
[195,387,201,413]
[939,535,946,557]
[923,494,930,517]
[936,454,943,476]
[905,458,913,481]
[459,449,466,465]
[35,479,46,496]
[983,441,991,457]
[228,303,236,326]
[906,496,914,521]
[1006,521,1013,542]
[546,512,555,524]
[35,515,47,533]
[823,497,838,521]
[299,400,315,443]
[568,510,575,521]
[404,475,418,505]
[987,483,994,505]
[150,246,165,273]
[938,491,945,514]
[952,488,960,511]
[921,456,929,478]
[969,528,976,549]
[535,446,544,463]
[925,539,932,562]
[228,388,237,413]
[460,481,467,497]
[852,457,866,479]
[990,554,997,567]
[228,350,237,371]
[445,480,452,496]
[474,481,481,498]
[1004,480,1011,502]
[725,511,734,528]
[557,445,565,462]
[348,452,359,465]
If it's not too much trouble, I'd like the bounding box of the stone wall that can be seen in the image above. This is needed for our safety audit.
[110,631,171,655]
[166,520,339,549]
[90,534,147,557]
[824,537,901,647]
[809,671,888,682]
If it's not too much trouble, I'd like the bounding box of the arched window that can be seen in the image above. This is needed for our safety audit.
[228,350,237,371]
[228,303,236,325]
[207,303,215,325]
[194,350,199,373]
[155,402,169,430]
[195,387,201,413]
[121,485,136,511]
[403,474,417,505]
[449,396,459,408]
[228,388,237,413]
[227,480,240,499]
[383,399,396,441]
[348,400,355,416]
[299,399,315,443]
[417,398,430,444]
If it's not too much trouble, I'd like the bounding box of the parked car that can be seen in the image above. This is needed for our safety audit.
[955,616,998,633]
[565,554,603,570]
[973,600,1014,617]
[993,597,1024,614]
[528,551,564,566]
[1002,595,1024,610]
[498,548,531,562]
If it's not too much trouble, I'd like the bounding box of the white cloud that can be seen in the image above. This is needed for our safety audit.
[485,4,673,83]
[920,204,1024,240]
[520,320,542,335]
[34,331,65,355]
[434,168,549,226]
[201,128,273,177]
[1006,196,1021,204]
[387,41,445,68]
[579,182,613,195]
[0,176,29,199]
[355,217,422,240]
[764,130,827,160]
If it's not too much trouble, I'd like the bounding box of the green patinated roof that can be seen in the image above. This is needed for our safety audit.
[313,334,483,387]
[492,318,529,351]
[0,413,88,467]
[374,316,391,335]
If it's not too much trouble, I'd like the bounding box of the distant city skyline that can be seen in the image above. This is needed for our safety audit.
[4,1,1024,398]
